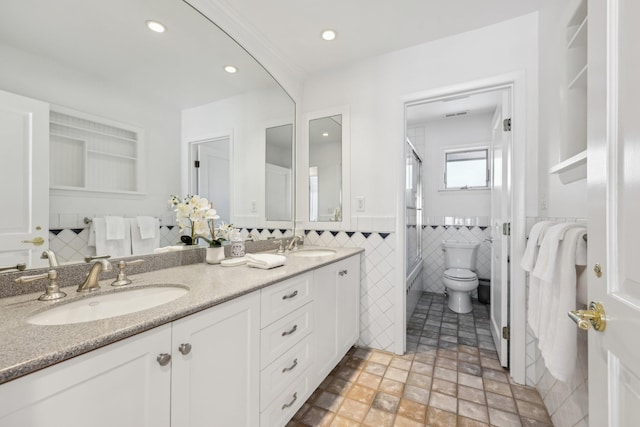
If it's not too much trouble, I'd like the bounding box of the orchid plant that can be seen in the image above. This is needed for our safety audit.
[169,194,231,247]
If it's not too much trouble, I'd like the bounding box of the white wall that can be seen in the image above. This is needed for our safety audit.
[299,13,540,353]
[0,43,181,226]
[414,112,493,220]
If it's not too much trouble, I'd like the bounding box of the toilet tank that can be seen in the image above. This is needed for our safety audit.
[442,240,480,270]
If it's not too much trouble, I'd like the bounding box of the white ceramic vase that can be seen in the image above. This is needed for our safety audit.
[205,246,225,264]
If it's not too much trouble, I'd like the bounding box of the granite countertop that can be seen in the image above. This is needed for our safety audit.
[0,246,363,385]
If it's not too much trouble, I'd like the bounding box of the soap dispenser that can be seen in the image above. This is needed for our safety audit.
[230,229,245,258]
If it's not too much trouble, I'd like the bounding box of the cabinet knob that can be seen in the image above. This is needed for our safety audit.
[339,269,348,276]
[157,353,172,366]
[178,343,192,355]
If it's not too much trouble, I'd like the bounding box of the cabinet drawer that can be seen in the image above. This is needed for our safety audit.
[260,335,312,411]
[261,272,313,327]
[261,303,313,369]
[260,368,312,427]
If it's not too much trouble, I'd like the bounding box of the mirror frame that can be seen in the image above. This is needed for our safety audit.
[303,106,350,230]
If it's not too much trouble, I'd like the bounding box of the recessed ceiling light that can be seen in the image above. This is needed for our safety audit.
[224,65,238,74]
[322,132,329,137]
[321,29,337,41]
[146,20,166,33]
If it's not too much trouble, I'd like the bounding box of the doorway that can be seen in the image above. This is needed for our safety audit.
[404,86,513,369]
[189,136,231,224]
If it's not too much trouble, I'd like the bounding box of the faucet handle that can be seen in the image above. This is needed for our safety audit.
[273,240,285,254]
[111,259,144,287]
[15,269,66,301]
[84,254,111,263]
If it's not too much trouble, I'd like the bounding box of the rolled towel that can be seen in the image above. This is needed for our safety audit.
[105,216,125,240]
[246,253,286,269]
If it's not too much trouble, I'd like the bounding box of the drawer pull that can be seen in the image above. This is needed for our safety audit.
[339,269,348,276]
[282,290,298,300]
[282,324,298,336]
[282,358,299,373]
[281,392,298,410]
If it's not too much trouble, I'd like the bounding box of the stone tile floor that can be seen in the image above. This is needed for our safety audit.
[288,292,553,427]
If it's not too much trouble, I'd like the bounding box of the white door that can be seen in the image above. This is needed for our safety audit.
[0,324,172,427]
[265,163,292,220]
[171,292,260,427]
[588,0,640,425]
[489,89,511,367]
[191,137,231,223]
[0,90,49,269]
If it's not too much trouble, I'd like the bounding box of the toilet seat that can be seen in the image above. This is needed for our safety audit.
[443,268,477,281]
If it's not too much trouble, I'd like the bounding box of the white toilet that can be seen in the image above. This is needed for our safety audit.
[442,240,480,313]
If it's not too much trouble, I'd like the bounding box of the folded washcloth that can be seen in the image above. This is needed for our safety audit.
[105,216,125,240]
[137,216,158,240]
[153,245,184,254]
[246,253,286,269]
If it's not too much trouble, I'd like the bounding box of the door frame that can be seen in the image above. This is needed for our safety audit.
[398,72,528,383]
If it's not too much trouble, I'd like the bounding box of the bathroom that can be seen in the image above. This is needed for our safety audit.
[0,0,638,425]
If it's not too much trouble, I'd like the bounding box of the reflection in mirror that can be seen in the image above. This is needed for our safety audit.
[309,115,342,222]
[265,124,294,221]
[0,0,295,270]
[190,137,231,224]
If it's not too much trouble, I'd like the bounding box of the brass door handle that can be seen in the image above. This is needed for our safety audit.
[568,301,606,331]
[22,237,45,246]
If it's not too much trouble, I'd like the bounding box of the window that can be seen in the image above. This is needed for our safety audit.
[444,148,489,189]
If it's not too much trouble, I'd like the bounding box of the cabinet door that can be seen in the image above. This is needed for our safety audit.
[171,292,260,427]
[313,260,339,382]
[337,255,361,352]
[0,325,172,427]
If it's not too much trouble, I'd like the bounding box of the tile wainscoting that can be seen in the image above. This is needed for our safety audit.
[304,230,397,352]
[524,217,589,427]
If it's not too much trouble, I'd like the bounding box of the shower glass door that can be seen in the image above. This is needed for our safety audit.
[406,139,422,273]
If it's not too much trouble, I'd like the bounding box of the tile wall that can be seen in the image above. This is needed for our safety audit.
[422,223,492,295]
[49,225,293,264]
[524,216,589,427]
[304,230,397,352]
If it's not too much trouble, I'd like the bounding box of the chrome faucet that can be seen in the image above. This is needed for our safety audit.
[77,259,112,292]
[41,250,59,267]
[286,235,303,251]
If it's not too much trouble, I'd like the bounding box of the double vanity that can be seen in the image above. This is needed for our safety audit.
[0,247,362,427]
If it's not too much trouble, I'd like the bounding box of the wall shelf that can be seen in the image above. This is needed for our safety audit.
[568,64,588,90]
[549,150,587,183]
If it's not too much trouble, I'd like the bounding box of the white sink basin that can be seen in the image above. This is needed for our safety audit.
[291,248,337,258]
[27,286,188,325]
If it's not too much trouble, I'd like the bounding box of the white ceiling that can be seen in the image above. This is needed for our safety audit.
[214,0,546,76]
[406,90,504,125]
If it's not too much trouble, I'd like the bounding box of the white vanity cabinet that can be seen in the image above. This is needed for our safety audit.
[0,324,172,427]
[312,255,361,384]
[170,291,260,427]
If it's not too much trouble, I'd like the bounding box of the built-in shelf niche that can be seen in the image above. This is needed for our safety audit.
[50,107,144,195]
[552,0,588,183]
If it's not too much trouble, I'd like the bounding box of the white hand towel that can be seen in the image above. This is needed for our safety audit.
[246,253,286,269]
[92,218,132,257]
[130,218,160,255]
[575,232,588,266]
[88,221,96,247]
[105,216,125,241]
[532,223,583,283]
[521,221,555,272]
[522,221,555,336]
[153,246,184,254]
[137,216,158,240]
[538,226,586,382]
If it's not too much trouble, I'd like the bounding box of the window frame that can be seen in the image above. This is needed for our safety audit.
[442,146,491,190]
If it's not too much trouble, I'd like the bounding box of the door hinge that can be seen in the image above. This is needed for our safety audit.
[194,160,200,168]
[503,118,511,132]
[502,222,511,236]
[502,326,510,340]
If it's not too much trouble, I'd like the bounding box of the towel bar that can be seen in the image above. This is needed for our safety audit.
[84,217,162,225]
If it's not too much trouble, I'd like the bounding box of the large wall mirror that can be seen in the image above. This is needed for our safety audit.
[306,108,350,228]
[0,0,295,269]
